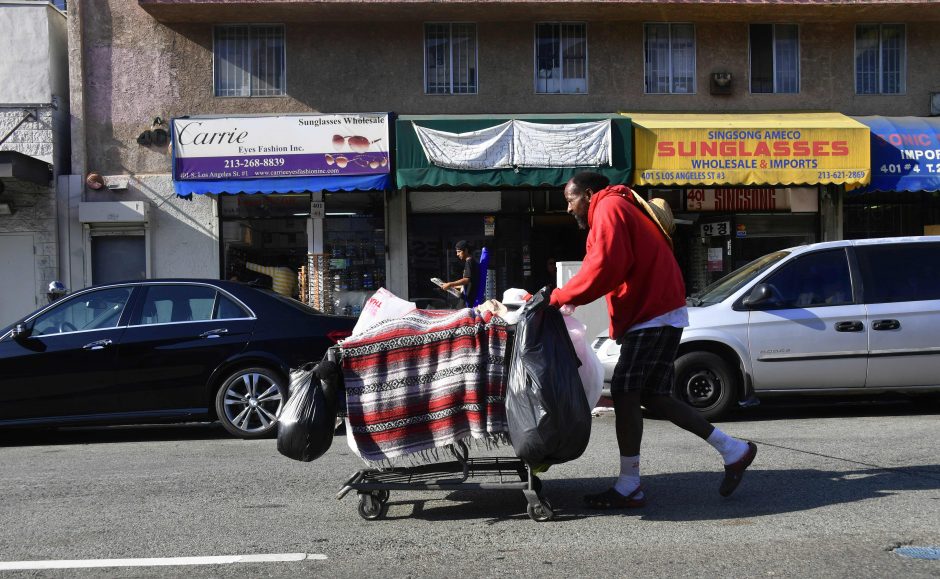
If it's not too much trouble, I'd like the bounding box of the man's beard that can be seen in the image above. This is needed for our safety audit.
[574,213,588,229]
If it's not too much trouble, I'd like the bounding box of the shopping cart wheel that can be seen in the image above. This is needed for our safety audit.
[357,492,387,520]
[373,489,390,504]
[526,498,554,522]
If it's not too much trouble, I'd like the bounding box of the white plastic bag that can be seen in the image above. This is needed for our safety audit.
[563,315,604,408]
[351,287,417,336]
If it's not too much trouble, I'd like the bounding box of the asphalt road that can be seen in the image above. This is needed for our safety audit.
[0,398,938,578]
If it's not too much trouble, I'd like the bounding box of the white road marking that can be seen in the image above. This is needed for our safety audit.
[0,553,327,571]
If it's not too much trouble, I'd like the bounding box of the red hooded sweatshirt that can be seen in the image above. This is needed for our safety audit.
[549,185,686,339]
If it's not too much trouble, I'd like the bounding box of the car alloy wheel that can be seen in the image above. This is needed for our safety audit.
[215,367,286,438]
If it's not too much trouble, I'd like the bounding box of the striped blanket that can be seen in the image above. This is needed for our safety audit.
[339,309,510,464]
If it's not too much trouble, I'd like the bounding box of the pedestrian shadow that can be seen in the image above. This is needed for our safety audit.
[549,464,940,522]
[369,463,940,524]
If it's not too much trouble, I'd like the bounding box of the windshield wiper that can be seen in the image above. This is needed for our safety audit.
[686,296,703,307]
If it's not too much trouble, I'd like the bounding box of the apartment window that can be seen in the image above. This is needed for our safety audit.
[644,23,695,94]
[535,22,587,94]
[213,25,286,97]
[855,24,906,94]
[750,24,799,93]
[425,23,478,94]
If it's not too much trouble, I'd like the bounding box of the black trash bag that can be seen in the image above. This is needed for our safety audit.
[505,288,592,466]
[276,361,338,462]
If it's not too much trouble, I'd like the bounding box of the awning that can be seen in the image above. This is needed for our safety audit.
[851,116,940,194]
[0,150,51,187]
[173,174,390,196]
[396,114,633,189]
[626,113,870,187]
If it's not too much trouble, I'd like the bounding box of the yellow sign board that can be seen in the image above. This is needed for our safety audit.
[626,113,871,187]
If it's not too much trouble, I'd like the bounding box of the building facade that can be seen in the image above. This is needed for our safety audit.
[67,0,940,305]
[0,1,69,326]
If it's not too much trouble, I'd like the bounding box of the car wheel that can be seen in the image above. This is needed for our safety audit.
[674,351,738,421]
[215,367,287,439]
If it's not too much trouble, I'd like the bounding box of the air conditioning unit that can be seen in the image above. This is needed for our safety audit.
[78,201,149,223]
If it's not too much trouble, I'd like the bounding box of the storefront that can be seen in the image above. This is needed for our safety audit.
[395,114,633,304]
[626,113,870,293]
[172,113,391,314]
[844,116,940,239]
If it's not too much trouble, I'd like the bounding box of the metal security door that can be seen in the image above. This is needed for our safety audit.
[0,234,37,326]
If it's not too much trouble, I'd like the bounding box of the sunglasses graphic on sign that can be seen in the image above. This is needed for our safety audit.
[324,154,388,169]
[332,135,383,153]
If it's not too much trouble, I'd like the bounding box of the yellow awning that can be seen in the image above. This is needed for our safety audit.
[623,113,870,187]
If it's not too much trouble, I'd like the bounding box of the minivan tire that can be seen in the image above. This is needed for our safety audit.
[215,367,287,439]
[674,351,738,421]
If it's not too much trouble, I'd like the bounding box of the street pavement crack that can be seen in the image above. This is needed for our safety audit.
[749,439,940,482]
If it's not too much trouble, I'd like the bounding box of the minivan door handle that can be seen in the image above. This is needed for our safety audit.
[199,328,229,339]
[834,320,864,332]
[82,339,113,350]
[872,319,901,331]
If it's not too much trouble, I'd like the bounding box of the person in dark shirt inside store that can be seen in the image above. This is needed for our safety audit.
[440,240,481,308]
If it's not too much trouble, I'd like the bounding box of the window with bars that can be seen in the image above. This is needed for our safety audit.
[855,24,906,95]
[644,23,695,94]
[749,24,799,94]
[425,23,478,94]
[534,22,587,94]
[213,25,286,97]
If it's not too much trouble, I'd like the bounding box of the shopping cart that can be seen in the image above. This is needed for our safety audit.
[319,344,556,522]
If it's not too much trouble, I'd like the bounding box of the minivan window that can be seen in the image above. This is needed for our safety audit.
[759,249,853,308]
[856,242,940,303]
[690,251,789,306]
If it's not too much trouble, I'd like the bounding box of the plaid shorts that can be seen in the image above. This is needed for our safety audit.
[609,326,683,396]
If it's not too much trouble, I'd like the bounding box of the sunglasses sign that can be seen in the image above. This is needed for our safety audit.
[172,113,390,181]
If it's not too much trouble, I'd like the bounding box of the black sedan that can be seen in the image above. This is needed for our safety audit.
[0,279,355,438]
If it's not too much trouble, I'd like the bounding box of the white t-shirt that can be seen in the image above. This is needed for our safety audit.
[627,305,689,333]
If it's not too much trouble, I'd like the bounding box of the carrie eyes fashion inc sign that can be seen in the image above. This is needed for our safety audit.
[172,114,390,181]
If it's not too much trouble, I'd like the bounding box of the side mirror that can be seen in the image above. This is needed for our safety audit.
[742,284,775,309]
[11,323,32,341]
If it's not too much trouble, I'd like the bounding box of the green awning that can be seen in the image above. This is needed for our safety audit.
[396,114,633,189]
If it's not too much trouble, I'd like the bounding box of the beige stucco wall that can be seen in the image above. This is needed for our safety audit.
[78,1,940,177]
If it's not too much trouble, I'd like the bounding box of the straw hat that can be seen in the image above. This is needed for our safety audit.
[631,191,675,247]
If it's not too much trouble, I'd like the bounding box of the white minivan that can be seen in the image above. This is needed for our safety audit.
[592,236,940,420]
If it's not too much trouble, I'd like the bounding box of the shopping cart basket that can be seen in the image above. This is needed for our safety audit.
[320,344,555,522]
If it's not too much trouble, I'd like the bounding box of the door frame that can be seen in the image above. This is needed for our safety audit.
[84,224,151,286]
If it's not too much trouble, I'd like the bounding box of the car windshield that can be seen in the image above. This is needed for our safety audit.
[689,251,790,306]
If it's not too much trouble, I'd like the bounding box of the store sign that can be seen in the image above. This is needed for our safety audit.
[700,221,730,237]
[632,115,870,187]
[172,114,390,181]
[855,116,940,193]
[687,188,792,211]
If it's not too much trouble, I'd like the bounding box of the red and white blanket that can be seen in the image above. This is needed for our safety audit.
[340,308,510,464]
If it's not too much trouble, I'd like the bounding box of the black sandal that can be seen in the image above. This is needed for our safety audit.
[584,486,647,509]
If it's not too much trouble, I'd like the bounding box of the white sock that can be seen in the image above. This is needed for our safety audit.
[613,454,643,497]
[707,428,749,465]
